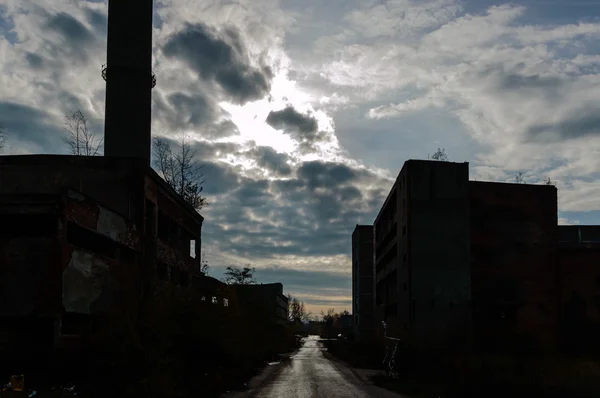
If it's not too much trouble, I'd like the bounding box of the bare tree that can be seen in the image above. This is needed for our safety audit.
[152,135,208,211]
[429,147,448,161]
[63,110,103,156]
[515,172,526,184]
[288,295,311,323]
[223,265,256,285]
[0,124,6,151]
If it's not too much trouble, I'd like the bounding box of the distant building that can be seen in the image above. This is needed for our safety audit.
[233,283,289,326]
[372,158,599,354]
[352,225,375,341]
[373,160,471,350]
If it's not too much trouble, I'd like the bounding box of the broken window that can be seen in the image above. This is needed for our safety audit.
[212,296,218,304]
[190,239,196,258]
[223,299,229,307]
[67,222,117,259]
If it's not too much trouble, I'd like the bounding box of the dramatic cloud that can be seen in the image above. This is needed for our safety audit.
[4,0,600,312]
[163,23,273,104]
[266,105,333,153]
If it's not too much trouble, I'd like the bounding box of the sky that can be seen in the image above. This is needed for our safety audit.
[2,0,600,315]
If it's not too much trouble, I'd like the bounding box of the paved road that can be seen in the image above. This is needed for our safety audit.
[224,336,405,398]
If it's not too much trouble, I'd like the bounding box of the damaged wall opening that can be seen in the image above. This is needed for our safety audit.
[67,222,117,259]
[190,239,196,258]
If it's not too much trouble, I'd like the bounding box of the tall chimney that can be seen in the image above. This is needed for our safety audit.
[103,0,153,165]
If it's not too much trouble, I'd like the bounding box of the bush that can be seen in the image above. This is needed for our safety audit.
[51,283,299,398]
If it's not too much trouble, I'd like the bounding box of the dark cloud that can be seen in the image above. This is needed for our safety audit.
[189,140,242,161]
[210,265,351,292]
[46,12,94,44]
[266,106,331,152]
[526,107,600,142]
[202,120,240,139]
[0,101,63,150]
[500,73,565,91]
[200,161,241,195]
[297,160,358,189]
[230,179,272,207]
[201,159,388,259]
[168,92,216,127]
[162,23,272,104]
[247,146,292,175]
[25,52,44,69]
[153,90,239,139]
[84,8,107,35]
[266,106,318,134]
[44,12,96,62]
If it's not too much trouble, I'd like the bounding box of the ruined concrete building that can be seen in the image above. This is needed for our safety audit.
[0,0,204,354]
[371,159,600,354]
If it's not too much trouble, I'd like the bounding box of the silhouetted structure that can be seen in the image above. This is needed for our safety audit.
[352,225,375,341]
[0,156,203,356]
[372,159,599,354]
[374,160,471,351]
[233,283,289,326]
[0,0,205,364]
[103,0,153,164]
[557,226,600,354]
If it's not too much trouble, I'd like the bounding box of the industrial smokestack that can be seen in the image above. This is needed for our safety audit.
[103,0,154,165]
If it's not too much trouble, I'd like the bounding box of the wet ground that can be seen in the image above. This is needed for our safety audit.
[224,335,405,398]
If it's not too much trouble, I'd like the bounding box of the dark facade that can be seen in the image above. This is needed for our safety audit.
[470,181,558,352]
[0,155,203,353]
[557,226,600,353]
[352,225,375,341]
[371,158,598,354]
[373,160,471,351]
[233,283,289,326]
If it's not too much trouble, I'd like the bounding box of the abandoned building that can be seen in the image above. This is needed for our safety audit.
[370,159,600,353]
[233,283,289,327]
[352,224,375,342]
[0,0,204,356]
[0,156,203,353]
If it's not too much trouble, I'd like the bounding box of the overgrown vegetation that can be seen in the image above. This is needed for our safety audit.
[19,282,300,398]
[223,265,256,285]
